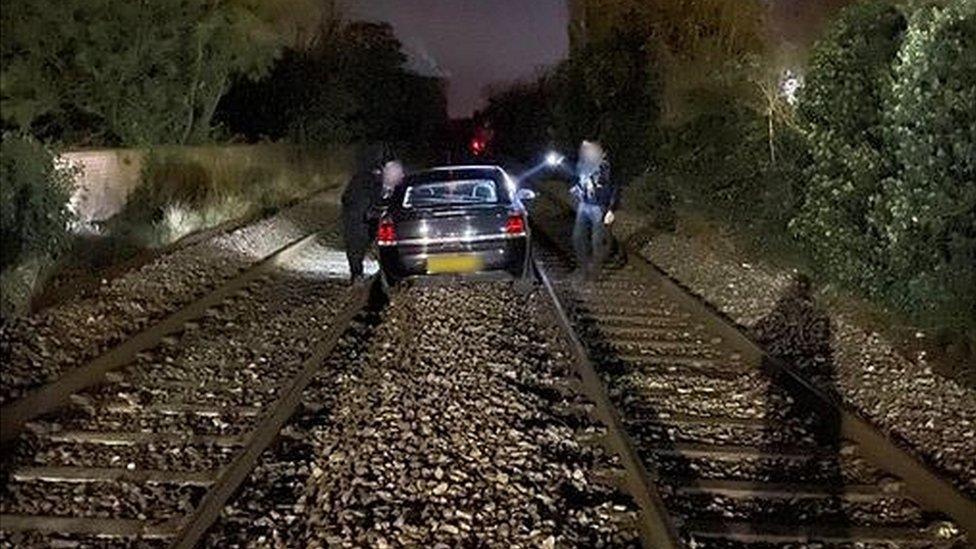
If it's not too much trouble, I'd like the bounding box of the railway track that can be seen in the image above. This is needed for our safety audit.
[1,189,345,409]
[530,200,976,547]
[1,228,334,447]
[1,193,972,547]
[1,237,372,548]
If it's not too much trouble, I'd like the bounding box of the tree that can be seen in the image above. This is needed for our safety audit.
[0,0,281,146]
[216,17,447,160]
[789,1,907,294]
[876,0,976,325]
[0,133,76,272]
[551,27,661,182]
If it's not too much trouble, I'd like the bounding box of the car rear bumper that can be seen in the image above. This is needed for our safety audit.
[379,235,529,281]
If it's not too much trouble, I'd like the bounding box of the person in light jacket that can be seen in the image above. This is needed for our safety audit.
[570,140,618,279]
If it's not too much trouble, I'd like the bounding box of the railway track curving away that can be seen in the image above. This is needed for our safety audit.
[530,195,975,547]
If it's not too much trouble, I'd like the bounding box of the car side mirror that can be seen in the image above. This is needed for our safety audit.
[516,188,537,202]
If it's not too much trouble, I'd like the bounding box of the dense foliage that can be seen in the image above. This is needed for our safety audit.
[791,2,907,294]
[0,0,280,146]
[0,134,76,271]
[877,0,976,327]
[216,20,448,161]
[552,28,661,183]
[477,80,554,162]
[485,0,975,334]
[1,1,445,315]
[791,0,975,329]
[653,93,807,233]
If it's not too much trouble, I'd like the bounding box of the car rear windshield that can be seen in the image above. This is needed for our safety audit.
[403,179,499,208]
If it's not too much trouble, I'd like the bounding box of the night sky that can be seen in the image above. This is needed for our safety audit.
[345,0,569,119]
[342,0,848,118]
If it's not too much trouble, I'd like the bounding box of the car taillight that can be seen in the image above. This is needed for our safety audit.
[377,218,396,245]
[505,213,526,236]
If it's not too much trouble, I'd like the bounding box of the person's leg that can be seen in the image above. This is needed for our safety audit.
[572,206,592,272]
[347,250,364,279]
[590,207,609,275]
[343,218,367,281]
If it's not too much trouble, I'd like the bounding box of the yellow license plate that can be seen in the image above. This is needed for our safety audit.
[427,254,483,274]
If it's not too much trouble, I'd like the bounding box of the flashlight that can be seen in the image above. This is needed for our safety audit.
[545,151,564,167]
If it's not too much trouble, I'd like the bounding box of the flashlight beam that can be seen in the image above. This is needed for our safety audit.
[514,151,565,183]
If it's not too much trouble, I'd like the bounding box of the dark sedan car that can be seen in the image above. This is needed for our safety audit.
[376,165,534,284]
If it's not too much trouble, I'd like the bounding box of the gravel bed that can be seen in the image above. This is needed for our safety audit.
[82,271,345,414]
[0,190,342,405]
[0,532,169,549]
[301,283,639,548]
[0,480,204,519]
[203,314,382,547]
[11,435,239,472]
[9,269,347,468]
[662,492,928,527]
[643,231,976,498]
[8,268,346,462]
[649,449,889,486]
[206,282,642,547]
[532,226,954,545]
[535,193,975,498]
[2,253,352,546]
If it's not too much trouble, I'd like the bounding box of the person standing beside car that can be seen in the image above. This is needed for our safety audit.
[380,159,405,201]
[341,143,397,284]
[570,140,618,279]
[366,158,406,238]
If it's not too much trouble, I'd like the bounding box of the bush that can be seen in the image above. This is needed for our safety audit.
[0,133,76,271]
[876,0,976,328]
[110,146,347,247]
[790,1,907,295]
[651,85,808,238]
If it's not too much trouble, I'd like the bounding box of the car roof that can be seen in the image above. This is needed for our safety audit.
[405,165,510,186]
[411,165,506,180]
[427,165,504,173]
[395,165,517,204]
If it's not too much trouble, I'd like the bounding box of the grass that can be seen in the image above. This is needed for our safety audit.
[110,144,351,248]
[26,144,352,313]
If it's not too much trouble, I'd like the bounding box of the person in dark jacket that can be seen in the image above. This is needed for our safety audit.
[570,140,618,279]
[341,143,396,283]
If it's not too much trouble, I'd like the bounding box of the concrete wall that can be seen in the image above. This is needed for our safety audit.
[61,145,349,223]
[62,148,145,223]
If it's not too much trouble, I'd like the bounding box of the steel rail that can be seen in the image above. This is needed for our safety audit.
[169,276,374,549]
[1,231,320,451]
[0,276,374,547]
[533,256,683,549]
[530,192,976,542]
